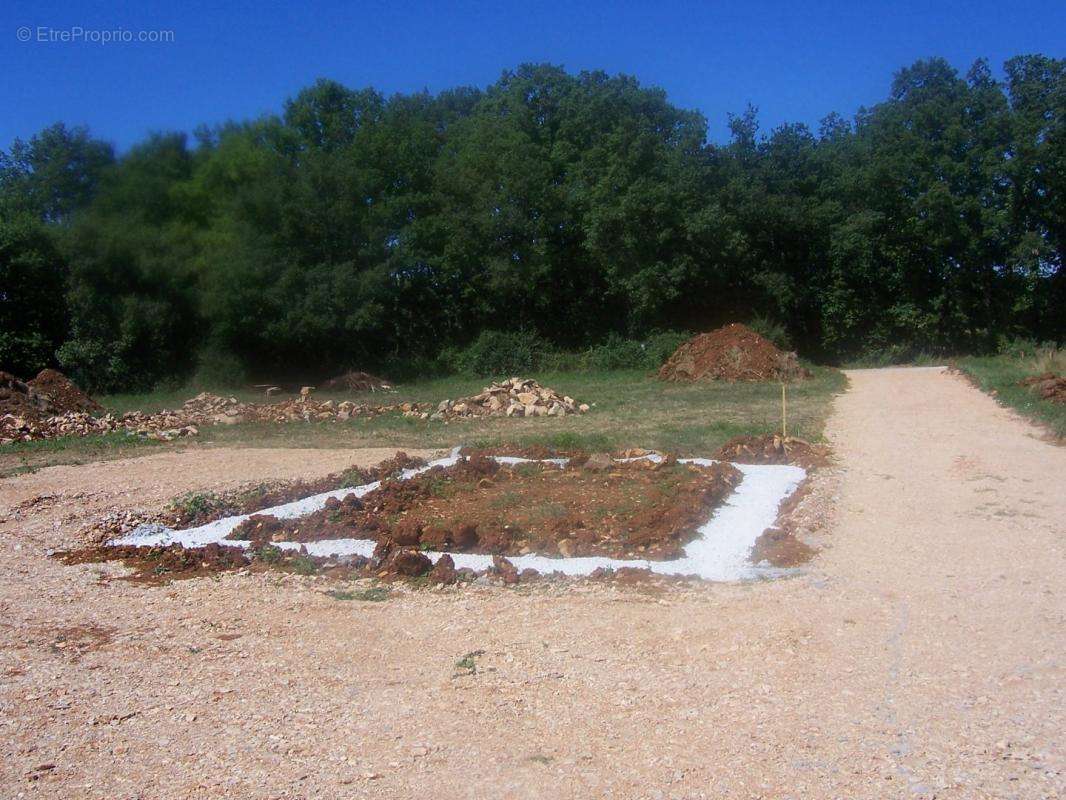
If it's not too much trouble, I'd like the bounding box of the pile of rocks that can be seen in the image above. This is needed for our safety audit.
[1,390,426,445]
[172,392,429,425]
[1,378,587,445]
[1,411,199,444]
[431,378,589,420]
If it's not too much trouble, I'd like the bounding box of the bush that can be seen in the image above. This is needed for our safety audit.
[747,315,793,351]
[447,330,552,376]
[583,331,690,371]
[191,349,248,389]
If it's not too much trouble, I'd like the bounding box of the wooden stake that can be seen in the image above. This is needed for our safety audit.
[781,382,788,439]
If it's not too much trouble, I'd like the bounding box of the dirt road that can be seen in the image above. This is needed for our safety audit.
[0,367,1062,798]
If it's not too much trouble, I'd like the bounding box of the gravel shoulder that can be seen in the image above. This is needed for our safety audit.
[1,368,1063,799]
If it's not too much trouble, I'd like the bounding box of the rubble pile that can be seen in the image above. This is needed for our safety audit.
[1,373,584,446]
[431,377,590,420]
[1,390,430,445]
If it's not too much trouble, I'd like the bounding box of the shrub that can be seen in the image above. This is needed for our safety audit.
[447,330,552,376]
[747,315,793,351]
[191,348,248,389]
[583,331,690,371]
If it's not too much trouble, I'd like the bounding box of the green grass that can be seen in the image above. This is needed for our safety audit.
[1,367,847,475]
[956,348,1066,438]
[0,430,169,478]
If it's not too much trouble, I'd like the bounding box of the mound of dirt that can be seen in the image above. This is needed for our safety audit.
[1019,372,1066,403]
[714,434,829,467]
[320,371,394,393]
[0,371,56,420]
[658,323,808,382]
[229,455,740,561]
[28,369,103,415]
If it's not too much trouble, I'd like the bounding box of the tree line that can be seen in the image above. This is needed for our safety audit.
[1,56,1063,391]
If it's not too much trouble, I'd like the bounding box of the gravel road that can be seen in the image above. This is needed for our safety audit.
[0,367,1062,799]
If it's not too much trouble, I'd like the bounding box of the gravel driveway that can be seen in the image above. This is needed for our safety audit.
[0,367,1062,799]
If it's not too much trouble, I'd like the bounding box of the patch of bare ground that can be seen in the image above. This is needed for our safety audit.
[2,370,1064,799]
[229,454,740,561]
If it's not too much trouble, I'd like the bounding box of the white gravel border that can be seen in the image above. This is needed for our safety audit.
[113,447,805,581]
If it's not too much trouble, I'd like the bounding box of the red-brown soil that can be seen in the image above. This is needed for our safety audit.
[1019,372,1066,403]
[0,371,56,420]
[59,542,252,585]
[715,434,829,467]
[749,527,816,567]
[167,452,427,527]
[228,455,741,560]
[320,371,393,393]
[658,323,808,382]
[27,369,103,415]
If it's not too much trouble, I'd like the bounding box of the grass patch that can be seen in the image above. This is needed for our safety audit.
[956,350,1066,438]
[288,554,318,575]
[2,367,847,473]
[355,586,390,602]
[325,586,390,602]
[170,491,225,520]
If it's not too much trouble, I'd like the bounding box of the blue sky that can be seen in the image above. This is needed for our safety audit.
[2,0,1062,152]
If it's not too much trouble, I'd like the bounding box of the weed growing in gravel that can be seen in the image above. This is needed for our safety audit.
[289,554,318,575]
[357,586,390,601]
[326,589,357,600]
[455,649,485,675]
[254,544,284,564]
[170,491,227,522]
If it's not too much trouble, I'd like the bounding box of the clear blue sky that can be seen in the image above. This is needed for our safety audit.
[2,0,1062,152]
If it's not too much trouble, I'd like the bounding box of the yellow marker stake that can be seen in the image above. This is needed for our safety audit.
[781,382,788,439]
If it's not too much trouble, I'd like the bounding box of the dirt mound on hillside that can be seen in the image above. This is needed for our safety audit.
[320,371,394,393]
[28,369,103,415]
[0,371,56,420]
[658,324,808,382]
[1019,373,1066,403]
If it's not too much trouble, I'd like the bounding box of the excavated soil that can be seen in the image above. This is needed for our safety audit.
[27,369,103,415]
[0,371,55,420]
[1019,372,1066,403]
[748,480,820,568]
[228,456,741,561]
[320,370,394,393]
[658,323,808,382]
[59,542,253,585]
[715,433,830,467]
[165,452,426,527]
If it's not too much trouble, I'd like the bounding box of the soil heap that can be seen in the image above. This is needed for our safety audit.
[658,323,807,382]
[1019,373,1066,404]
[320,371,394,393]
[715,433,829,468]
[0,371,56,420]
[432,377,589,419]
[28,369,104,415]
